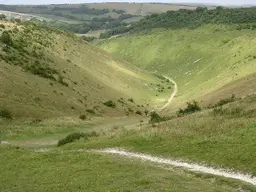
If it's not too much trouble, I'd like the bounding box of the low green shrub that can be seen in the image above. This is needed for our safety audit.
[177,101,201,116]
[128,98,134,103]
[0,109,12,119]
[79,114,86,120]
[149,111,168,124]
[86,109,95,114]
[0,24,5,29]
[128,108,133,113]
[57,131,99,146]
[57,132,87,146]
[103,100,116,108]
[136,111,142,115]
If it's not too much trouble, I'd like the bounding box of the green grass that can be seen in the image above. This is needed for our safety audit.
[0,20,171,119]
[0,145,254,192]
[0,96,256,191]
[0,119,92,141]
[98,25,256,109]
[65,95,256,176]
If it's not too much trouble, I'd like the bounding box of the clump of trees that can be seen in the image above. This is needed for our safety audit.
[100,7,256,38]
[0,4,109,16]
[0,4,135,35]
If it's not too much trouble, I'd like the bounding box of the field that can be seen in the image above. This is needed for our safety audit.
[88,3,198,16]
[98,25,256,110]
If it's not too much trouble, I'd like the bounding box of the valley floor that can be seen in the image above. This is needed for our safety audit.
[1,94,256,191]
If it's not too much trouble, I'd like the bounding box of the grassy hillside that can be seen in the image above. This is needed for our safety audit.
[0,20,170,119]
[98,25,256,109]
[64,94,256,177]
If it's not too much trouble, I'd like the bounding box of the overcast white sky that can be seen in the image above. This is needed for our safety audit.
[1,0,255,5]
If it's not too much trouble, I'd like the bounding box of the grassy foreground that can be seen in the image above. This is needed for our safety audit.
[0,97,255,191]
[65,94,256,176]
[0,145,254,192]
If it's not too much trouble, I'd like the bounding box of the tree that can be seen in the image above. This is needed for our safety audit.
[1,31,13,46]
[0,14,6,20]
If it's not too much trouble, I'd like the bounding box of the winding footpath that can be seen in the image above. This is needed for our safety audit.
[94,148,256,185]
[158,76,178,111]
[34,148,256,185]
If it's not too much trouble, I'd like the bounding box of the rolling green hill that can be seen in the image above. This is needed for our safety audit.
[0,19,170,119]
[98,25,256,109]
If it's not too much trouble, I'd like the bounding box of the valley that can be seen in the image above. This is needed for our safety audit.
[99,25,256,110]
[0,3,256,192]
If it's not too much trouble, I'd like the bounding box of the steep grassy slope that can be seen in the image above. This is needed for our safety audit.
[0,20,170,119]
[98,25,256,109]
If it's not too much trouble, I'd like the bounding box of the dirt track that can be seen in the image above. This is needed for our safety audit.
[158,76,178,111]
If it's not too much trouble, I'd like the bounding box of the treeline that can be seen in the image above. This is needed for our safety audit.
[0,4,109,16]
[45,14,133,34]
[0,4,135,34]
[51,6,109,15]
[100,7,256,38]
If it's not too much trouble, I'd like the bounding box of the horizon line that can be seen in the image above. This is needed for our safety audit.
[1,1,256,6]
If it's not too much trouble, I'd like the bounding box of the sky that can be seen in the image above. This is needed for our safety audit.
[1,0,256,5]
